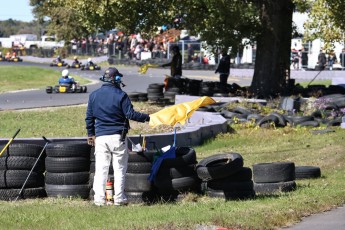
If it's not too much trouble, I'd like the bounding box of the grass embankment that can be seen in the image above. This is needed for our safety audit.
[0,66,90,93]
[0,125,344,230]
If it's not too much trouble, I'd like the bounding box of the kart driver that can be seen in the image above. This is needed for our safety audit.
[59,69,76,89]
[73,56,81,65]
[55,55,62,63]
[86,58,95,66]
[5,52,11,60]
[11,52,17,59]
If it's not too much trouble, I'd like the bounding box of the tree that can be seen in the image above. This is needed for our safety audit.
[31,0,298,97]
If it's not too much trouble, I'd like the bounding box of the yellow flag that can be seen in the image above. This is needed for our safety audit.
[139,64,160,74]
[149,96,216,128]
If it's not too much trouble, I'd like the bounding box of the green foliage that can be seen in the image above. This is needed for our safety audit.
[0,19,40,37]
[0,66,90,93]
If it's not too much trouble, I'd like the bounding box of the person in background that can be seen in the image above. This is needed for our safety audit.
[300,47,308,70]
[317,50,327,70]
[162,45,182,78]
[86,67,150,206]
[339,48,345,69]
[327,50,337,71]
[187,44,194,63]
[215,50,231,93]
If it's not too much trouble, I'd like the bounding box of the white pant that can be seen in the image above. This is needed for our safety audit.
[93,134,128,204]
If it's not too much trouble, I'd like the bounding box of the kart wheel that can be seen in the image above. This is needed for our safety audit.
[54,86,60,93]
[76,86,82,93]
[46,86,53,94]
[82,86,87,93]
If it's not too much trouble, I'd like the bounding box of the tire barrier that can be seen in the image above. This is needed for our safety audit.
[253,162,296,195]
[45,142,91,199]
[197,153,255,200]
[0,143,46,201]
[295,166,321,179]
[153,147,201,202]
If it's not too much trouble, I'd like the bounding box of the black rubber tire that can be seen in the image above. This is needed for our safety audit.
[45,183,90,199]
[205,167,252,183]
[45,157,90,173]
[269,112,287,127]
[0,187,46,201]
[46,86,53,94]
[247,114,264,122]
[254,181,296,194]
[160,147,197,168]
[232,107,252,116]
[154,176,201,192]
[196,153,244,181]
[45,172,90,185]
[205,188,255,200]
[296,120,320,127]
[257,115,279,127]
[148,83,165,89]
[128,151,154,163]
[147,88,163,93]
[127,162,152,173]
[125,173,152,192]
[295,166,321,179]
[253,162,295,183]
[0,156,45,173]
[291,116,314,125]
[0,170,44,188]
[0,143,44,158]
[205,180,254,191]
[327,117,342,127]
[46,141,91,158]
[125,191,158,204]
[156,164,197,179]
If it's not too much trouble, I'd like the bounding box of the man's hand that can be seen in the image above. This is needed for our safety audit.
[87,136,95,146]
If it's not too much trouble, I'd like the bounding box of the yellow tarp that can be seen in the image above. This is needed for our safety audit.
[138,64,160,74]
[149,96,216,128]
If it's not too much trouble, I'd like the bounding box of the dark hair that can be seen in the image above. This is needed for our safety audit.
[172,46,179,52]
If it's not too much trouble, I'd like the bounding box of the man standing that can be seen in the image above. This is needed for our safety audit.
[317,49,327,70]
[339,48,345,69]
[187,44,194,63]
[86,67,150,206]
[162,45,183,78]
[215,50,231,93]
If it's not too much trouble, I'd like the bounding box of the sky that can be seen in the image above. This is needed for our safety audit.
[0,0,34,22]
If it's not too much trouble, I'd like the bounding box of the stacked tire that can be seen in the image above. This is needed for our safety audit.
[0,143,46,201]
[45,141,91,199]
[154,147,201,202]
[253,162,296,195]
[125,151,156,204]
[128,92,148,102]
[295,166,321,180]
[197,153,255,200]
[147,83,164,102]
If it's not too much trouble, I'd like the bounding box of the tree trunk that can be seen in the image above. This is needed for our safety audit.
[250,0,294,98]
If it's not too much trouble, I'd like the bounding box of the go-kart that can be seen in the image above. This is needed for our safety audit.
[8,57,23,62]
[46,82,87,94]
[67,62,82,69]
[50,60,68,67]
[81,64,101,70]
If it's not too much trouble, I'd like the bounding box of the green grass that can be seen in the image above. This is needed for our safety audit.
[298,79,331,87]
[0,66,90,93]
[0,126,344,230]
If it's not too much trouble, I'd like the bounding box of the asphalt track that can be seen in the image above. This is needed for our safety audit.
[0,57,344,111]
[1,58,345,229]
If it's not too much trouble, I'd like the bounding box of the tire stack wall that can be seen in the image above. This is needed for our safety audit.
[0,143,46,201]
[196,153,255,200]
[125,151,156,204]
[45,141,91,199]
[253,162,296,195]
[153,147,201,202]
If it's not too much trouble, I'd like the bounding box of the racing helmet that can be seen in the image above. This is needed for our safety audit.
[57,55,60,59]
[100,67,123,84]
[62,69,69,77]
[74,56,78,60]
[88,58,92,62]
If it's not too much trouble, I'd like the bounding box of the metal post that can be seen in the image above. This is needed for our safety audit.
[181,40,185,64]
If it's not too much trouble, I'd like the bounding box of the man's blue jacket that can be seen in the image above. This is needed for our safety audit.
[85,83,150,137]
